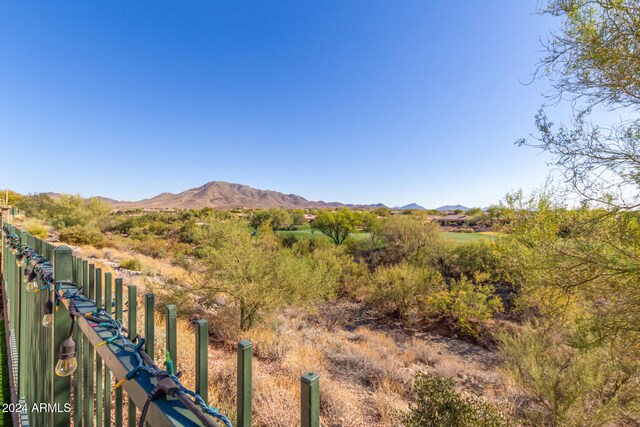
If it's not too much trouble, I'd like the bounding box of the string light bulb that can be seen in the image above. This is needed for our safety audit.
[15,254,25,268]
[25,278,40,293]
[54,336,78,377]
[23,267,37,285]
[42,299,54,327]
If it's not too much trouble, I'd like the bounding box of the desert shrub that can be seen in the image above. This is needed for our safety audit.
[119,258,142,271]
[447,240,507,283]
[23,219,48,239]
[290,210,306,226]
[0,189,23,205]
[295,241,368,298]
[148,220,169,236]
[313,209,359,245]
[402,373,508,427]
[131,239,170,258]
[364,263,444,321]
[427,276,502,336]
[58,225,105,247]
[378,216,448,266]
[50,194,111,229]
[499,321,640,426]
[279,234,298,248]
[14,193,54,217]
[250,208,292,231]
[199,221,339,330]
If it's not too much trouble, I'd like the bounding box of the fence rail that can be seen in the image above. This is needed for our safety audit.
[1,212,321,427]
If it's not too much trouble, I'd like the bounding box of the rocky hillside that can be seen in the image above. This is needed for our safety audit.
[113,181,386,210]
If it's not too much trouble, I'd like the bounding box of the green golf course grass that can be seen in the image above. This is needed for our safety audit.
[277,224,497,244]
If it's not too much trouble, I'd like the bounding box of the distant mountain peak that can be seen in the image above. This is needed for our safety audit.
[436,204,469,211]
[398,203,426,210]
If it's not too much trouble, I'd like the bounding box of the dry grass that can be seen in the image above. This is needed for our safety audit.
[29,236,509,426]
[82,281,507,427]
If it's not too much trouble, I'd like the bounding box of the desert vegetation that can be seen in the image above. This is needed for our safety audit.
[10,184,640,425]
[4,0,640,425]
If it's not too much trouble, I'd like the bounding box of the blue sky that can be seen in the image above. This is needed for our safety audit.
[0,1,563,208]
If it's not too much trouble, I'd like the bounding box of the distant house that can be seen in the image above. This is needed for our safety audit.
[304,214,316,222]
[435,214,467,227]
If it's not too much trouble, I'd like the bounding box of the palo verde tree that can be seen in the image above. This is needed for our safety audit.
[313,208,359,245]
[503,2,640,424]
[520,0,640,209]
[249,207,292,231]
[199,220,337,330]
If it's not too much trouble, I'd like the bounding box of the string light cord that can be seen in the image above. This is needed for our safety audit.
[3,226,232,427]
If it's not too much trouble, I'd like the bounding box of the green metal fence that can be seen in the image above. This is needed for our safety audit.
[1,218,321,427]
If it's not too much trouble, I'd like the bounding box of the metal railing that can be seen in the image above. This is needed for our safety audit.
[1,217,321,427]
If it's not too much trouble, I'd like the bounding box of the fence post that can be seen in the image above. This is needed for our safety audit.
[237,339,253,427]
[301,372,320,427]
[17,230,27,400]
[104,272,113,427]
[128,284,138,427]
[73,258,83,427]
[194,319,208,404]
[82,260,91,427]
[165,305,177,370]
[85,263,95,427]
[144,294,155,360]
[52,245,73,427]
[96,268,104,427]
[114,278,123,426]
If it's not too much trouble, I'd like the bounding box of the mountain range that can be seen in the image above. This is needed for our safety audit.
[45,181,469,211]
[109,181,387,210]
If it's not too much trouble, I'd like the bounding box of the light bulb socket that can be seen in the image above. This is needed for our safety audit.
[59,336,77,360]
[44,299,53,315]
[27,270,37,283]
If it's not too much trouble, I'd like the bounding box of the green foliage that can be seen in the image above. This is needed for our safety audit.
[279,233,298,248]
[359,211,380,234]
[313,208,358,245]
[290,210,306,226]
[364,262,443,320]
[49,195,111,229]
[23,219,48,239]
[402,373,508,427]
[373,207,391,217]
[119,258,142,271]
[58,225,105,247]
[199,220,339,330]
[378,216,447,266]
[16,193,111,230]
[0,189,22,205]
[520,1,640,210]
[427,276,503,336]
[249,208,292,231]
[540,0,640,111]
[465,207,483,217]
[499,321,640,426]
[447,240,507,283]
[14,193,54,217]
[496,195,640,425]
